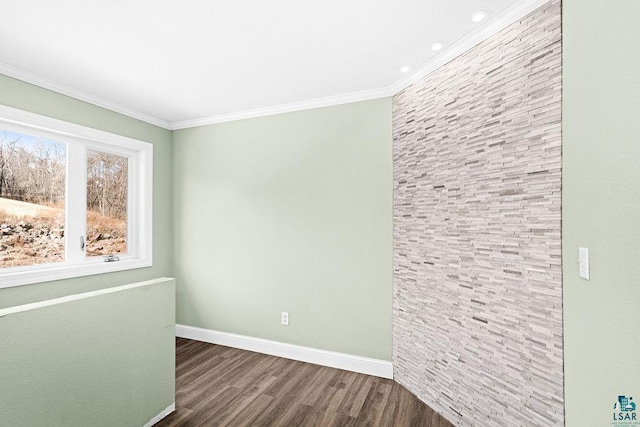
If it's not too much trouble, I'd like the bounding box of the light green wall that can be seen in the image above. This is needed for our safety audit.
[0,72,391,362]
[0,73,173,309]
[0,278,175,426]
[563,1,640,425]
[173,99,393,360]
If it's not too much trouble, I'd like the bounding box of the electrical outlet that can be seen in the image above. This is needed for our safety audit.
[281,312,289,326]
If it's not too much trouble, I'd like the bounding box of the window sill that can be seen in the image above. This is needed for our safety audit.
[0,257,152,289]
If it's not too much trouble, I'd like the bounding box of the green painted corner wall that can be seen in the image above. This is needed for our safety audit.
[0,71,392,362]
[563,0,640,425]
[172,98,393,360]
[1,278,175,426]
[6,0,640,417]
[0,73,173,308]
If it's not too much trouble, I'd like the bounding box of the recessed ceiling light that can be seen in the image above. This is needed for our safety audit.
[471,10,487,23]
[431,42,444,51]
[400,65,411,73]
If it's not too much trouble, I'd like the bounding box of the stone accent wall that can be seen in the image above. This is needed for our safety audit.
[392,1,562,426]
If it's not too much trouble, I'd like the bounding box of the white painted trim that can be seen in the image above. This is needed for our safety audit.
[170,0,550,128]
[144,403,175,427]
[175,324,393,379]
[0,103,155,149]
[0,0,550,129]
[0,104,154,289]
[0,277,173,317]
[0,60,172,130]
[170,87,392,130]
[0,257,154,289]
[390,0,552,94]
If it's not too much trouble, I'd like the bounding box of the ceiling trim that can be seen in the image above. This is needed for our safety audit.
[172,0,552,129]
[0,60,172,130]
[0,0,550,131]
[170,87,393,130]
[390,0,552,94]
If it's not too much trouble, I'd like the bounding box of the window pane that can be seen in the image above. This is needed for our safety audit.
[86,150,128,257]
[0,130,66,268]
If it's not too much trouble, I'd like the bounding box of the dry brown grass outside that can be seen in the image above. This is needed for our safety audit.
[0,197,126,268]
[85,210,127,257]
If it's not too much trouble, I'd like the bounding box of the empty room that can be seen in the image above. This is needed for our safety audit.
[0,0,638,426]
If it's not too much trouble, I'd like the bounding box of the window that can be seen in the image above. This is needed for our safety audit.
[86,150,129,257]
[0,105,153,288]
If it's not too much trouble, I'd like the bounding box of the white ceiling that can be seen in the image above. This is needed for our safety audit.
[0,0,541,129]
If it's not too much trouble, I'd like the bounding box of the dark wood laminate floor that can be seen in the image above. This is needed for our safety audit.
[156,338,452,427]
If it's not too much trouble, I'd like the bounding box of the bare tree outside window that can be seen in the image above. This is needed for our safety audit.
[0,130,65,268]
[0,108,152,288]
[86,150,128,256]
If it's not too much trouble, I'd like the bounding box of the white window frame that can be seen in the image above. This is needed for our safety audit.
[0,105,153,289]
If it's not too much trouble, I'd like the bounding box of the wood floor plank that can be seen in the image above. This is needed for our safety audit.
[298,366,337,406]
[356,379,392,425]
[156,338,453,427]
[217,375,280,425]
[337,374,374,418]
[222,394,274,426]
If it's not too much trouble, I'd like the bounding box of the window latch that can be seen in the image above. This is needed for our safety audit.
[104,255,120,263]
[80,236,85,250]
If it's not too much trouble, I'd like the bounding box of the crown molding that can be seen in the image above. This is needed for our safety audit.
[390,0,552,94]
[171,0,551,129]
[0,0,549,130]
[0,60,172,130]
[169,86,393,130]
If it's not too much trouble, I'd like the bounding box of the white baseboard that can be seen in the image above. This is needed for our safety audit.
[144,403,175,427]
[175,324,393,379]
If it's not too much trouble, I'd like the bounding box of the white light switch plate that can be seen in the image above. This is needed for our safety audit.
[579,247,590,280]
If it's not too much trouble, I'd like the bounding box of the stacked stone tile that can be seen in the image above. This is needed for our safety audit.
[392,1,563,425]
